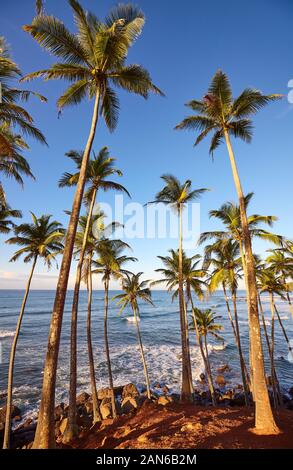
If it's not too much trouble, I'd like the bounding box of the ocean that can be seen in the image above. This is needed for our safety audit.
[0,289,292,421]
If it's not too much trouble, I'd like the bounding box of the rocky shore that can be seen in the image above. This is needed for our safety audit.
[1,364,293,449]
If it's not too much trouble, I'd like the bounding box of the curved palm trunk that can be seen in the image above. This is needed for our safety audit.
[224,129,279,434]
[269,293,281,407]
[33,91,100,449]
[203,334,216,404]
[3,256,37,449]
[63,188,98,443]
[223,283,250,396]
[190,300,216,406]
[258,294,281,404]
[104,278,117,419]
[231,292,250,405]
[86,255,101,425]
[178,204,193,401]
[133,306,151,399]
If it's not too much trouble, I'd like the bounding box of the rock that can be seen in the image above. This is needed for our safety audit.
[199,373,206,382]
[97,386,123,401]
[157,395,173,406]
[217,364,231,374]
[54,403,66,421]
[181,422,203,432]
[231,393,246,407]
[121,396,140,414]
[288,386,293,397]
[162,385,169,394]
[100,398,112,420]
[85,400,94,415]
[59,417,68,435]
[0,405,21,423]
[215,375,226,387]
[122,383,139,400]
[76,392,90,406]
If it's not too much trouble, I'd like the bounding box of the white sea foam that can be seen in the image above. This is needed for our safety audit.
[0,330,14,338]
[124,316,139,323]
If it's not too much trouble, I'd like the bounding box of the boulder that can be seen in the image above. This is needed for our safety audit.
[54,402,66,421]
[217,364,231,374]
[121,396,140,414]
[76,392,90,406]
[97,385,123,401]
[122,383,140,400]
[215,375,226,387]
[0,405,21,423]
[162,385,170,394]
[231,393,246,407]
[199,373,206,383]
[59,417,68,435]
[157,395,173,406]
[100,398,112,420]
[288,386,293,397]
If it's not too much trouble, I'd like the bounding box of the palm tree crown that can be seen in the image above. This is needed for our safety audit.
[114,272,154,315]
[175,69,281,155]
[59,146,130,201]
[0,203,22,234]
[23,0,163,129]
[192,308,223,341]
[6,213,64,266]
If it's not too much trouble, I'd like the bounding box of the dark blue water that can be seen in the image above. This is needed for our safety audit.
[0,289,292,420]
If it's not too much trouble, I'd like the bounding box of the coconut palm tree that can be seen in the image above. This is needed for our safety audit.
[204,239,250,405]
[2,213,64,449]
[176,71,281,434]
[148,175,208,402]
[266,249,293,320]
[0,36,46,157]
[191,308,223,403]
[199,194,282,270]
[0,125,36,206]
[0,203,22,234]
[113,273,154,399]
[59,147,130,441]
[256,267,285,408]
[92,239,136,419]
[23,1,162,448]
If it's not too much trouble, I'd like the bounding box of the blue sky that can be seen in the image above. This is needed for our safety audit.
[0,0,293,289]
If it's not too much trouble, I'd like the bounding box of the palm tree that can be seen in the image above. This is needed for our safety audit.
[59,147,129,441]
[176,70,281,434]
[256,267,285,408]
[24,1,162,448]
[0,203,22,234]
[73,211,121,426]
[148,175,208,402]
[204,239,250,405]
[199,194,282,270]
[192,308,223,403]
[2,213,64,449]
[114,273,154,399]
[0,36,46,157]
[0,125,36,206]
[266,249,293,320]
[92,239,136,419]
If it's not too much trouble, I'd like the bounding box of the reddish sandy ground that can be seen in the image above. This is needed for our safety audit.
[68,400,293,449]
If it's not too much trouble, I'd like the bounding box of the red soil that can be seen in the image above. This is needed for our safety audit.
[68,400,293,449]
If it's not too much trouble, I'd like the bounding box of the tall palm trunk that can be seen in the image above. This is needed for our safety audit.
[190,299,216,406]
[178,203,193,401]
[86,254,101,425]
[203,333,216,404]
[104,278,117,418]
[269,292,281,407]
[63,188,98,443]
[133,306,151,399]
[258,294,281,404]
[3,256,37,449]
[231,292,250,405]
[33,91,101,449]
[223,129,279,434]
[223,283,250,397]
